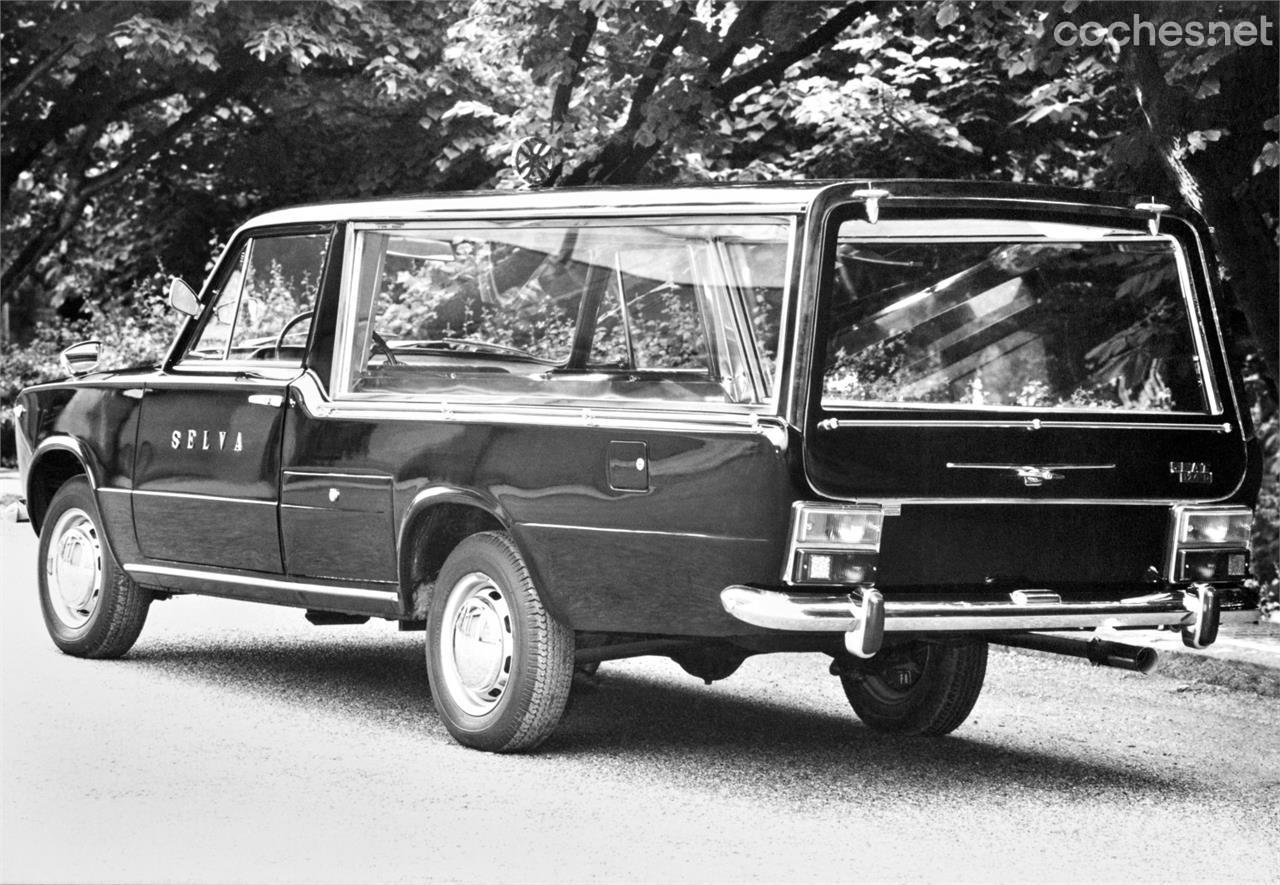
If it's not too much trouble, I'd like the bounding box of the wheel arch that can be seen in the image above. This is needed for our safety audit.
[397,486,527,620]
[26,437,101,533]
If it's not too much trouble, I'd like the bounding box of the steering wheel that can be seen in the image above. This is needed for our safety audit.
[272,310,314,359]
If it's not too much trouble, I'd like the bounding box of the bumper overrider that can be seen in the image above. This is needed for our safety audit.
[721,501,1255,658]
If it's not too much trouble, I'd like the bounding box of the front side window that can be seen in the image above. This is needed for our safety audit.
[821,219,1209,413]
[342,220,790,404]
[185,232,330,364]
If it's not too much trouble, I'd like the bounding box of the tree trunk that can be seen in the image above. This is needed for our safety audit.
[1124,42,1279,385]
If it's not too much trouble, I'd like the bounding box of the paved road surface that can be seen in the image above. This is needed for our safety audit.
[2,519,1278,884]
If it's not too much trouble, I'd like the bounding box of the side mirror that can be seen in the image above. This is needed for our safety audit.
[59,340,102,377]
[168,277,201,317]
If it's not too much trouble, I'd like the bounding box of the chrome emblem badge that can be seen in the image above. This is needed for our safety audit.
[1170,461,1213,484]
[947,462,1117,488]
[1013,466,1063,487]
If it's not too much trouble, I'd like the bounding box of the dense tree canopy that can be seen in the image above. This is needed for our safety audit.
[1,0,1275,370]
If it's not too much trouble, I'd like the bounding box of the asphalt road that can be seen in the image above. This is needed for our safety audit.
[3,518,1278,885]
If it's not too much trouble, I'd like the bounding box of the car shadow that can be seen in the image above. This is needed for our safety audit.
[123,629,1192,799]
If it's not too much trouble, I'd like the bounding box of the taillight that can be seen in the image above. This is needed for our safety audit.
[1167,506,1252,583]
[785,503,884,586]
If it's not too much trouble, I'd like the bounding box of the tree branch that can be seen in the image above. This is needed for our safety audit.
[0,39,75,117]
[705,1,772,83]
[622,2,694,132]
[2,71,250,300]
[714,2,869,103]
[550,9,599,127]
[81,78,244,201]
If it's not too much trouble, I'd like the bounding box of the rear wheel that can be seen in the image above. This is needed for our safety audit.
[38,476,151,658]
[839,639,987,735]
[426,531,574,752]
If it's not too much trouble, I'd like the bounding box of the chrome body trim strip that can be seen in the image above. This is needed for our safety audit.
[520,522,768,544]
[129,489,275,506]
[282,468,390,480]
[819,418,1232,433]
[825,498,1218,507]
[720,585,1200,633]
[946,462,1116,471]
[123,564,399,601]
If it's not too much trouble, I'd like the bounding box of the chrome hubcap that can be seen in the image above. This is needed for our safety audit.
[46,508,102,629]
[439,572,514,717]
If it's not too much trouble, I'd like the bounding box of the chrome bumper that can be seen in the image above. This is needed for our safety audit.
[720,584,1235,658]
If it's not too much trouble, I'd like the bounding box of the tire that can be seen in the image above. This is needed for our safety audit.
[426,531,574,752]
[840,639,987,736]
[37,476,151,658]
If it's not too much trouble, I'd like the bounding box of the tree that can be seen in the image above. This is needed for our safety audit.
[1,0,478,336]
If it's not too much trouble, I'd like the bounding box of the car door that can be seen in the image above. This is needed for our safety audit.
[132,228,332,573]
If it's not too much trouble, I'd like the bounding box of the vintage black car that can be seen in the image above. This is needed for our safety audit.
[16,181,1260,752]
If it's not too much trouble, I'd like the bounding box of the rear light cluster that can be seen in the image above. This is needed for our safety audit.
[1168,506,1252,583]
[785,503,884,586]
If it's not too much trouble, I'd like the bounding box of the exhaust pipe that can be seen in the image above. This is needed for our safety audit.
[993,633,1158,674]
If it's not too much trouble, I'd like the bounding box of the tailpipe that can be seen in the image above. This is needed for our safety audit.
[993,632,1158,674]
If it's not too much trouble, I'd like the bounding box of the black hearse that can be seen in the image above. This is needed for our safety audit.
[16,181,1259,751]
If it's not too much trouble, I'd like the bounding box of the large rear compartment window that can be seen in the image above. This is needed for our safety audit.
[339,219,790,405]
[821,226,1209,413]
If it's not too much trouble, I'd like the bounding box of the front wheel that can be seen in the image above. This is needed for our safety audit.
[839,640,987,736]
[38,476,151,658]
[426,531,574,752]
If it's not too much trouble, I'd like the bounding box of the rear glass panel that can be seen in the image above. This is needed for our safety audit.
[821,225,1208,413]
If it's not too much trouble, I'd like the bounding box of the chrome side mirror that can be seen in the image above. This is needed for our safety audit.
[168,277,200,317]
[59,340,102,377]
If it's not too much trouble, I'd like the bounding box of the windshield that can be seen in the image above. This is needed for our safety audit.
[821,223,1209,413]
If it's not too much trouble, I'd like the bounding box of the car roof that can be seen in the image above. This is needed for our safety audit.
[245,179,1150,229]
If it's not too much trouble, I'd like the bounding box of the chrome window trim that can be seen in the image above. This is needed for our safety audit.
[143,366,304,386]
[768,216,800,417]
[291,372,791,440]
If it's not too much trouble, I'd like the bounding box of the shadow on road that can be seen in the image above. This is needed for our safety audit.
[119,629,1191,799]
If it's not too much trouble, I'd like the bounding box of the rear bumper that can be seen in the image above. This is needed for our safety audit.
[720,584,1250,654]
